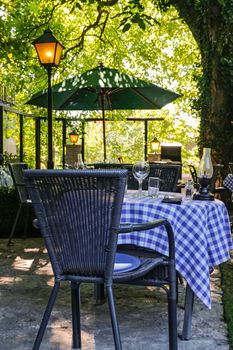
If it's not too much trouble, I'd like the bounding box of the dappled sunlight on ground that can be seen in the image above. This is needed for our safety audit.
[12,256,34,271]
[210,268,224,304]
[34,258,52,275]
[46,276,55,287]
[0,237,229,349]
[0,276,23,285]
[24,248,40,253]
[49,328,73,349]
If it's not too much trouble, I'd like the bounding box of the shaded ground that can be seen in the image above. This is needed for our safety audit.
[0,238,229,350]
[221,247,233,349]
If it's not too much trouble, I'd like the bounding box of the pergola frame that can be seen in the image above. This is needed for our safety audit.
[0,104,164,168]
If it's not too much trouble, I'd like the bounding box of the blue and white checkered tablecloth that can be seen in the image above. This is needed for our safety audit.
[118,192,233,309]
[224,174,233,192]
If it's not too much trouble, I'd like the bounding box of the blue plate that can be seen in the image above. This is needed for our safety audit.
[114,253,141,273]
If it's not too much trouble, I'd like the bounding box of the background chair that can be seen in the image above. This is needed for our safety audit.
[24,169,177,350]
[228,162,233,174]
[93,163,138,189]
[188,163,228,200]
[93,162,180,192]
[188,164,198,185]
[117,163,181,192]
[147,163,181,192]
[7,162,32,246]
[209,164,228,199]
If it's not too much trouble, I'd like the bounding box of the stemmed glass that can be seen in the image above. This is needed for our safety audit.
[132,161,150,197]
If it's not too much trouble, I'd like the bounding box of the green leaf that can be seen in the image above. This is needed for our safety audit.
[76,3,82,10]
[122,23,131,32]
[138,19,146,30]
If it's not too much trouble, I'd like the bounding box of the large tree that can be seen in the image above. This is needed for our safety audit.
[96,0,233,165]
[165,0,233,166]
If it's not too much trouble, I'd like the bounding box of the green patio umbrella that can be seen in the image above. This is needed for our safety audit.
[27,65,181,161]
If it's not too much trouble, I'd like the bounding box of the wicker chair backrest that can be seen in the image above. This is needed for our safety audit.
[147,164,181,192]
[9,162,29,203]
[209,164,224,193]
[24,169,127,281]
[94,163,180,192]
[189,163,224,193]
[228,162,233,174]
[188,165,198,184]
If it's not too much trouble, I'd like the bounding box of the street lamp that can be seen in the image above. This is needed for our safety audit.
[151,136,161,154]
[69,130,79,145]
[32,28,64,169]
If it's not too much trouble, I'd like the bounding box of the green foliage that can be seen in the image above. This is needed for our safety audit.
[2,152,18,167]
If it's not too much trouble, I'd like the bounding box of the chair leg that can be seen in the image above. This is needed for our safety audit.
[7,204,22,246]
[23,205,30,239]
[94,283,105,305]
[71,282,81,349]
[32,282,60,350]
[167,274,178,350]
[168,296,178,350]
[106,285,122,350]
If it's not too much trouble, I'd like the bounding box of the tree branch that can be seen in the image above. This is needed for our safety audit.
[63,6,109,58]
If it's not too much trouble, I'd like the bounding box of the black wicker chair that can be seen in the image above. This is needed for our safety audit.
[93,163,180,192]
[125,163,181,191]
[147,163,181,192]
[7,162,32,246]
[228,162,233,174]
[24,169,177,350]
[93,163,138,189]
[209,164,228,199]
[188,165,198,184]
[189,163,228,199]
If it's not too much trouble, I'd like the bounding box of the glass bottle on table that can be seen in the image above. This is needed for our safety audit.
[184,179,194,200]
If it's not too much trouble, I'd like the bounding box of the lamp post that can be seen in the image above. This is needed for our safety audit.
[32,29,64,169]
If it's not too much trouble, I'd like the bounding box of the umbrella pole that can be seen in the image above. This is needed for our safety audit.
[101,93,107,162]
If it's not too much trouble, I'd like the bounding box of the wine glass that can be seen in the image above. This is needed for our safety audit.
[132,161,150,196]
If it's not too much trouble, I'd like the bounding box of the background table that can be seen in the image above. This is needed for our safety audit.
[118,191,233,309]
[224,174,233,192]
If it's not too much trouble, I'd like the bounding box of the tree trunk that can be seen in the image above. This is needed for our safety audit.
[173,0,233,168]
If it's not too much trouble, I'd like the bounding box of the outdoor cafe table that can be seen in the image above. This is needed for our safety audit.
[117,191,233,338]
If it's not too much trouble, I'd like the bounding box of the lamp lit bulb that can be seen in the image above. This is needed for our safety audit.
[46,51,53,58]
